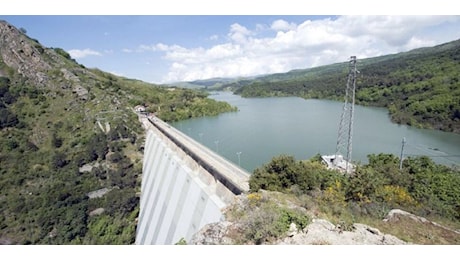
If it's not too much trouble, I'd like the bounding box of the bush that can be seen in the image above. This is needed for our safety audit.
[175,238,187,245]
[249,155,301,192]
[51,132,63,148]
[52,152,68,169]
[237,197,310,245]
[241,203,287,244]
[0,108,19,128]
[375,185,417,208]
[5,138,19,151]
[250,155,345,195]
[346,166,387,202]
[109,151,123,163]
[54,48,72,60]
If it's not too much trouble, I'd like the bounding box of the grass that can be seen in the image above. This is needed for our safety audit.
[225,191,311,245]
[360,215,460,245]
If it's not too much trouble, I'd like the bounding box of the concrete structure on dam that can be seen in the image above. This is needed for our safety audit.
[135,115,250,245]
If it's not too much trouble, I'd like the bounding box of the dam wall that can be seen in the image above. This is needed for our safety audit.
[135,116,246,244]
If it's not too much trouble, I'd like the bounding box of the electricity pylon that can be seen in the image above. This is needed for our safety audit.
[334,56,358,173]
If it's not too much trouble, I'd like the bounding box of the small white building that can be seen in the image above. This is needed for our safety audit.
[321,154,355,174]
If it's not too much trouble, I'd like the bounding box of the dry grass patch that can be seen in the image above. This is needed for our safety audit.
[361,215,460,245]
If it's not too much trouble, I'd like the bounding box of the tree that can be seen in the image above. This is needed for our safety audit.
[250,155,298,192]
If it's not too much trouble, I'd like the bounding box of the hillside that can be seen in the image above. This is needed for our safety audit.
[191,154,460,245]
[0,20,236,244]
[218,40,460,133]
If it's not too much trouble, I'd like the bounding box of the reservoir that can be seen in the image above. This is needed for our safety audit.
[171,91,460,172]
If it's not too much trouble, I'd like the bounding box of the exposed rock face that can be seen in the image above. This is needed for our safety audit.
[190,218,407,245]
[0,21,51,87]
[61,68,89,100]
[0,20,89,100]
[278,219,407,245]
[61,68,80,82]
[190,221,235,245]
[73,84,89,100]
[384,209,460,235]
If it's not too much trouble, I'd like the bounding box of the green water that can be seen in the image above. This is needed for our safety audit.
[172,92,460,172]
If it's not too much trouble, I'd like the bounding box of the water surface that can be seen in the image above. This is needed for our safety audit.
[172,92,460,172]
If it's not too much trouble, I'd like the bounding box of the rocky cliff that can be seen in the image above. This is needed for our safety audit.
[0,20,91,99]
[0,21,51,86]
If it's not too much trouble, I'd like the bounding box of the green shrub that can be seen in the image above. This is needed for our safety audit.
[54,48,72,60]
[239,199,310,244]
[175,238,187,245]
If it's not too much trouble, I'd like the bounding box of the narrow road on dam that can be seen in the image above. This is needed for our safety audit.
[146,115,250,193]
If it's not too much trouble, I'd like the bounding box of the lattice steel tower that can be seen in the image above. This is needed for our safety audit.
[334,56,358,172]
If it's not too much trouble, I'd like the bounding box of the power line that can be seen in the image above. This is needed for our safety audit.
[401,140,460,166]
[400,138,460,168]
[404,154,460,158]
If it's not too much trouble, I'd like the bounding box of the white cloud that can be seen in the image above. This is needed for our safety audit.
[140,15,460,83]
[209,34,219,41]
[154,43,172,51]
[228,23,252,43]
[271,19,297,31]
[136,43,186,52]
[68,48,102,59]
[255,23,267,32]
[122,48,133,53]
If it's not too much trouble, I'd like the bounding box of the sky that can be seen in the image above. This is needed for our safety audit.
[1,1,460,84]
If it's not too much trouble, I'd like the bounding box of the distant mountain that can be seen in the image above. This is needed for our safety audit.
[217,39,460,133]
[164,77,251,89]
[0,20,236,244]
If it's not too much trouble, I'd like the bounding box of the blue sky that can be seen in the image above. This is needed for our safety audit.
[2,2,460,84]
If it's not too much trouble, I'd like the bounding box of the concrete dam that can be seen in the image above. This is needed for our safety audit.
[135,115,250,245]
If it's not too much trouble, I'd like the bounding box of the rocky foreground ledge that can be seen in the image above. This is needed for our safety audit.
[191,217,407,245]
[190,191,459,245]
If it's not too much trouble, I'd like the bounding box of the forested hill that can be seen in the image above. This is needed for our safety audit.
[222,39,460,133]
[0,20,236,244]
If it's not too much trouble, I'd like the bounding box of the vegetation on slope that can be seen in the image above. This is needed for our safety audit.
[248,154,460,244]
[224,191,311,245]
[224,39,460,133]
[0,22,237,245]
